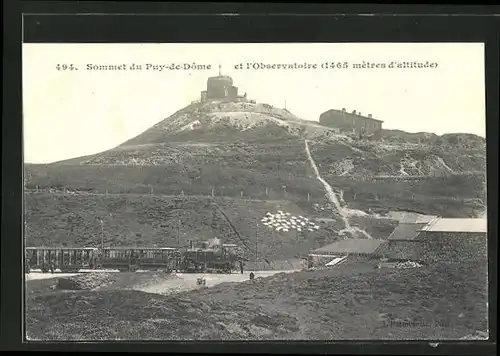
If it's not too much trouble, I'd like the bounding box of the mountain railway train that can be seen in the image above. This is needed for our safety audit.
[25,202,250,274]
[24,242,243,274]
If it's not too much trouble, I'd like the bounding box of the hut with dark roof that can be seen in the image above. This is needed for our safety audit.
[308,239,385,267]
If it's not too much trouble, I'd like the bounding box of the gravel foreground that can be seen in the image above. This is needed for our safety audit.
[25,260,488,341]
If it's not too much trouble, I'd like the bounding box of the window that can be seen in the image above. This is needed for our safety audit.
[63,250,70,265]
[76,250,83,264]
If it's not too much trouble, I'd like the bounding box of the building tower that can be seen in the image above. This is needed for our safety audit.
[201,66,239,101]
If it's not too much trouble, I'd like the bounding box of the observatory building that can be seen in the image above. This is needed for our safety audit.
[200,66,240,101]
[319,108,383,135]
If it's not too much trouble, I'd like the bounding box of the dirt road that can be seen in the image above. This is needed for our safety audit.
[137,270,297,294]
[25,270,298,296]
[25,269,119,281]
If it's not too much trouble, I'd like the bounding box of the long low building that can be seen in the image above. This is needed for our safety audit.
[374,218,487,263]
[311,239,386,256]
[419,218,487,234]
[319,108,383,135]
[309,239,386,267]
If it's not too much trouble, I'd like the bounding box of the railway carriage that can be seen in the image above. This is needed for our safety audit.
[179,243,239,273]
[25,247,98,273]
[100,247,181,272]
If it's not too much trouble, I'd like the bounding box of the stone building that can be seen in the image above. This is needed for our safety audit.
[319,108,383,135]
[416,218,487,263]
[201,66,239,101]
[374,217,487,264]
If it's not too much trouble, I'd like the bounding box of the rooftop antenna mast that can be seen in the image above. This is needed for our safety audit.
[219,64,222,76]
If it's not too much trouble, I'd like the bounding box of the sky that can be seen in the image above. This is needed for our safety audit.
[23,43,486,164]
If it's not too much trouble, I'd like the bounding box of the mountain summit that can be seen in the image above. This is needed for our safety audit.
[117,69,336,147]
[118,99,335,148]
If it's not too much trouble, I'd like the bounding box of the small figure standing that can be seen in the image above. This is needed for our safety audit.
[249,272,255,280]
[197,277,206,286]
[239,260,244,274]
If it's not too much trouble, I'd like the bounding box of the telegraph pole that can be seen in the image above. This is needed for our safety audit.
[177,220,181,246]
[255,219,259,268]
[100,219,104,251]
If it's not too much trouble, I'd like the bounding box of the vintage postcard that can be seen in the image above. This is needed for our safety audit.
[23,43,488,341]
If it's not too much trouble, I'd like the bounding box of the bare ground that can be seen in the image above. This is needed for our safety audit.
[25,259,488,341]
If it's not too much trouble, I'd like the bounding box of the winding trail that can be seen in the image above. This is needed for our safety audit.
[304,139,372,239]
[435,156,454,173]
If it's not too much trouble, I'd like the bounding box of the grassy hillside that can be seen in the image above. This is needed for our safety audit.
[309,140,486,178]
[24,193,396,262]
[321,174,485,217]
[25,164,321,199]
[24,163,485,219]
[26,259,488,340]
[24,133,486,219]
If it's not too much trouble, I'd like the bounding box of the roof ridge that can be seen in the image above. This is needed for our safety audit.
[421,217,440,231]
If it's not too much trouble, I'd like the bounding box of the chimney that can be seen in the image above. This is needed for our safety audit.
[368,114,373,118]
[358,112,362,116]
[352,110,357,115]
[342,108,346,112]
